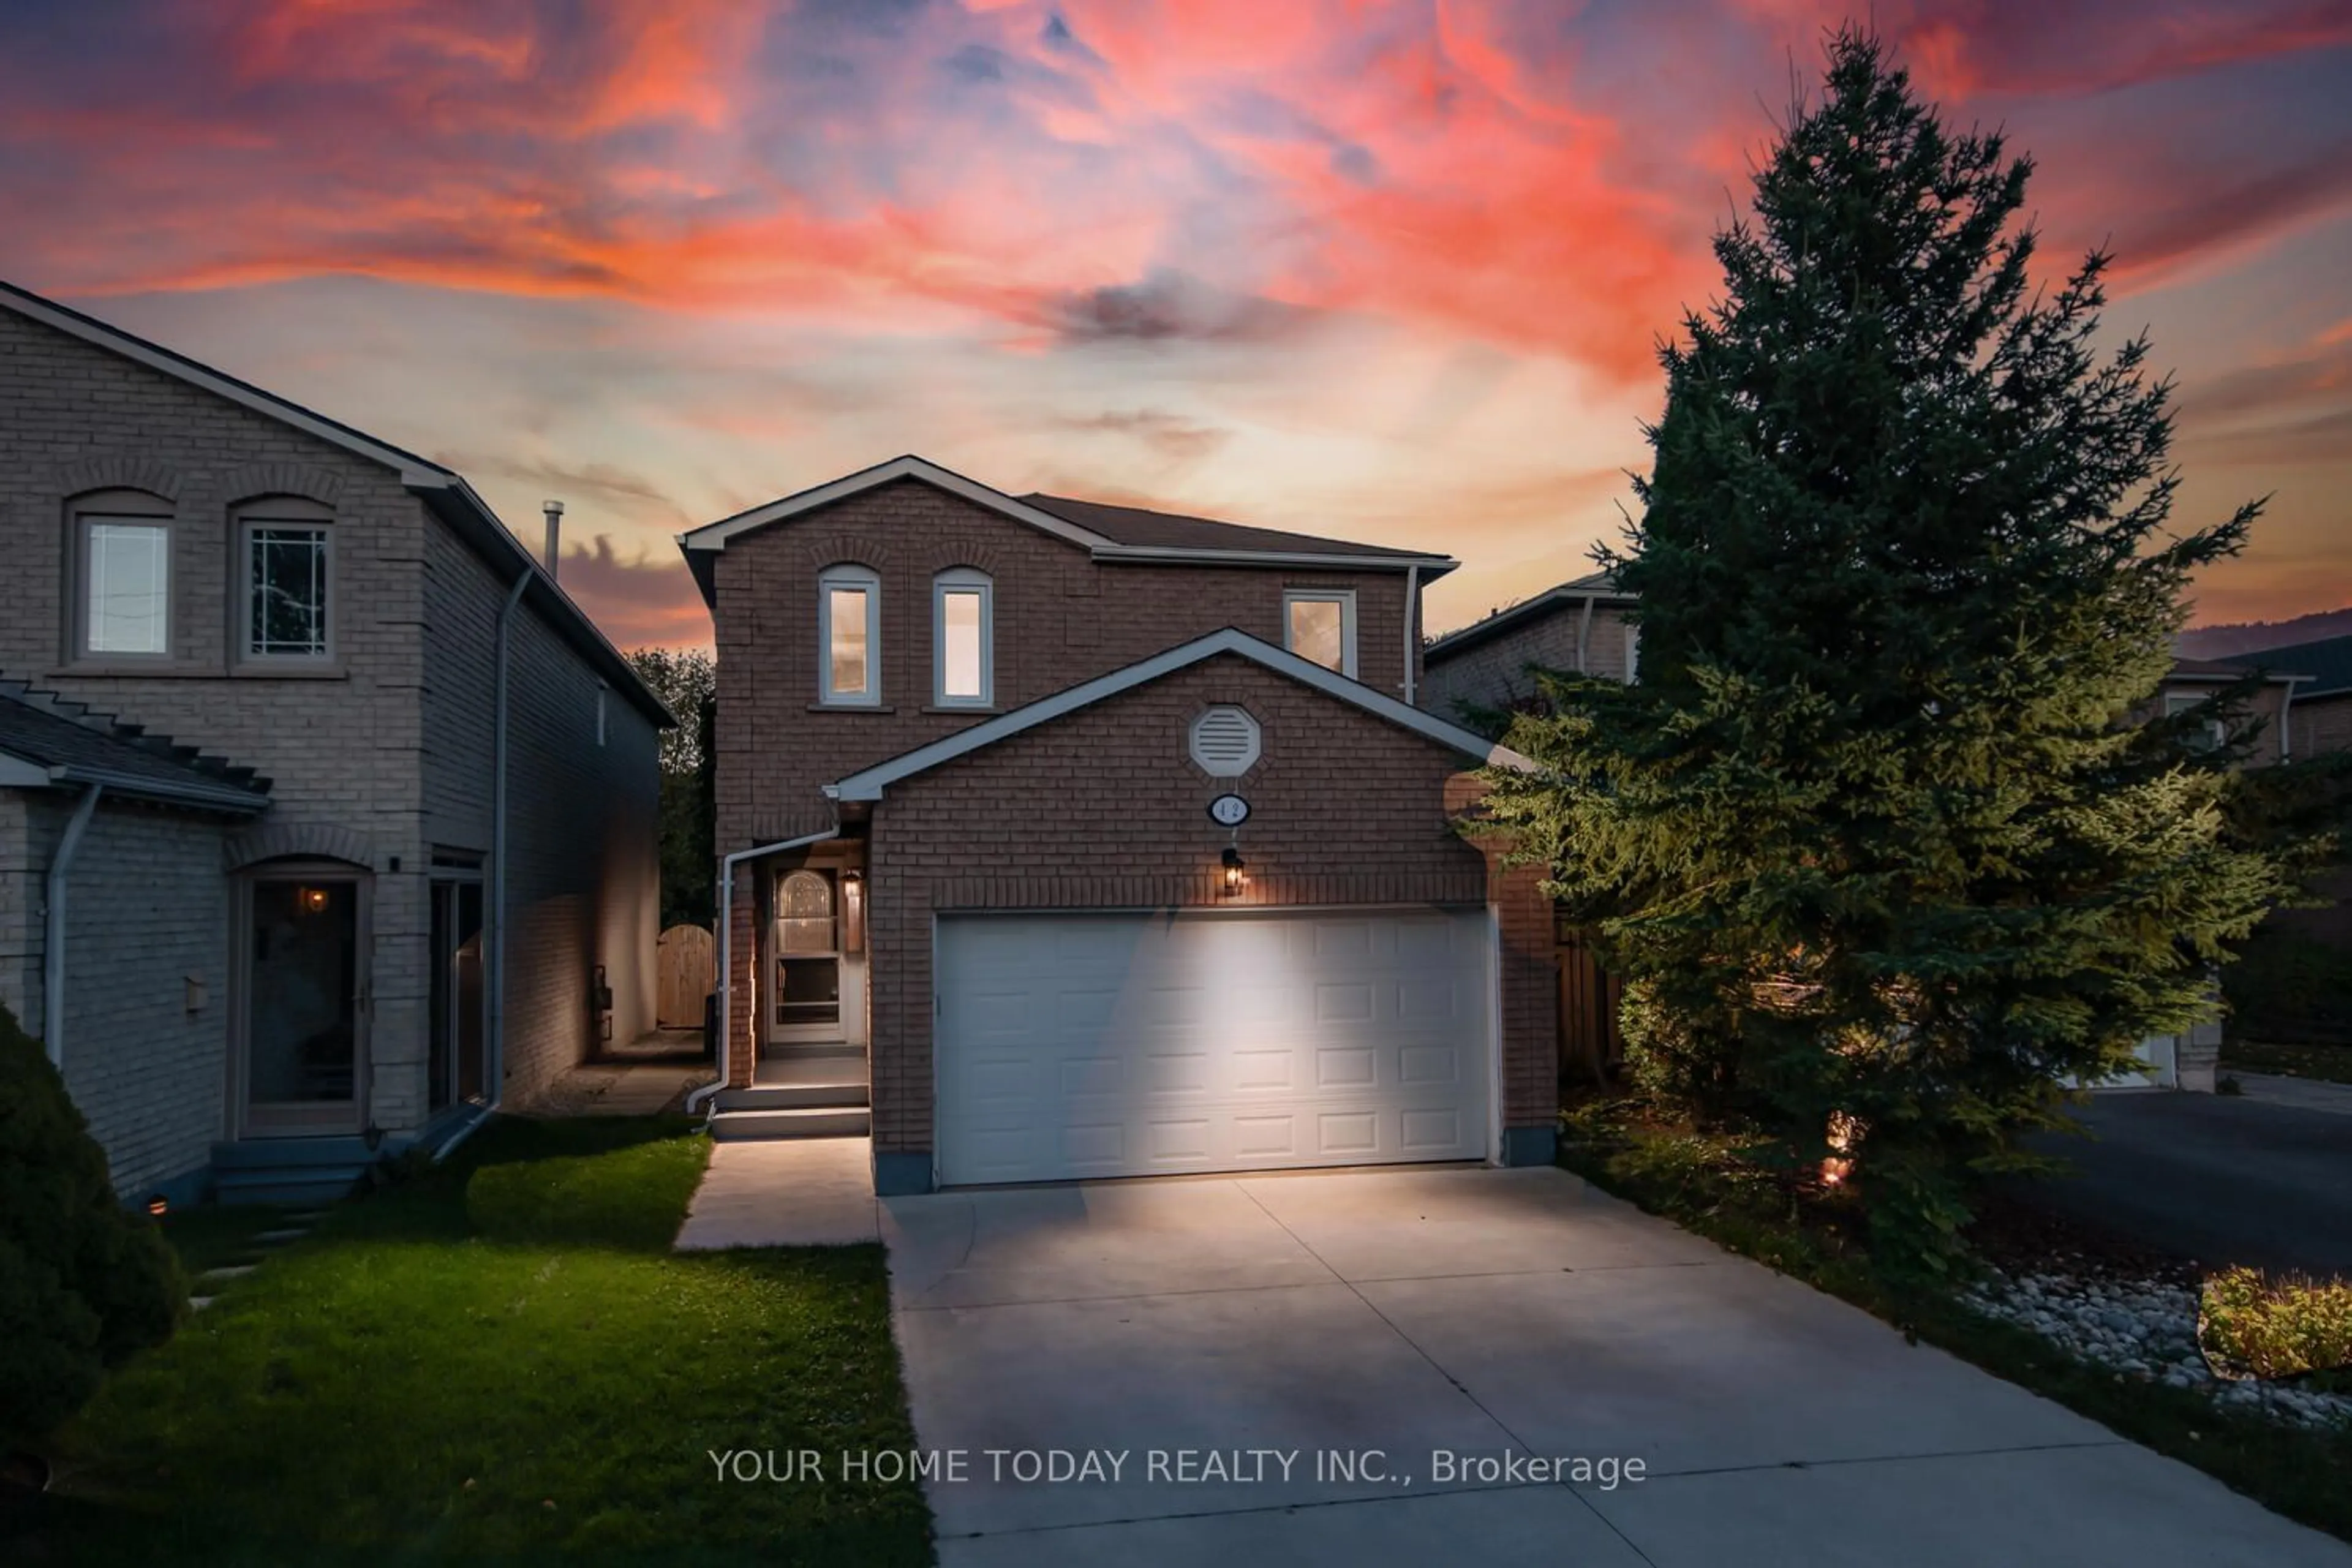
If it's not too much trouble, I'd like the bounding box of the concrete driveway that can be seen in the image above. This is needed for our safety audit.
[2020,1090,2352,1275]
[881,1164,2350,1567]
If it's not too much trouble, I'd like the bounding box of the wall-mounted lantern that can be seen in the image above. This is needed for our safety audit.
[1220,844,1247,897]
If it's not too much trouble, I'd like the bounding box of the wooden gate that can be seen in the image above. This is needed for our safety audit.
[1556,918,1626,1088]
[655,924,716,1029]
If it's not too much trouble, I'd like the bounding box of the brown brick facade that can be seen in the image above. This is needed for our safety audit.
[712,478,1419,851]
[855,654,1556,1175]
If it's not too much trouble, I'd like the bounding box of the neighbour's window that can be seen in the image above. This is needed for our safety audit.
[1284,589,1356,677]
[74,490,174,658]
[818,564,881,706]
[933,568,993,707]
[238,497,333,661]
[2164,691,2225,752]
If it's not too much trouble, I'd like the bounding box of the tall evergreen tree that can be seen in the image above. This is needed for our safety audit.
[1480,29,2304,1272]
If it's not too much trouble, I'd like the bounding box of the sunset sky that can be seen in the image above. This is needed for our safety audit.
[2,0,2347,649]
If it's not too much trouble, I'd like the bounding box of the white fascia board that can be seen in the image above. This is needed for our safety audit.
[678,454,1116,554]
[831,627,1535,801]
[0,752,51,788]
[0,284,451,484]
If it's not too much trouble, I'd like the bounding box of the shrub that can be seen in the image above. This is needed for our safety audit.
[0,1001,183,1449]
[2200,1267,2352,1381]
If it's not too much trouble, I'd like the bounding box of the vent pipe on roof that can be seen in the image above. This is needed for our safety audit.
[542,499,565,582]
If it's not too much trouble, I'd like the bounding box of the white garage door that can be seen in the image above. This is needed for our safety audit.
[936,908,1493,1186]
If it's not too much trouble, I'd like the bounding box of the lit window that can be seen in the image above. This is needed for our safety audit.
[78,501,172,657]
[934,569,993,707]
[819,565,881,705]
[1284,589,1355,676]
[243,514,331,659]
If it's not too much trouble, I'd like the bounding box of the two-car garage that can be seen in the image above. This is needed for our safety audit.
[933,907,1496,1186]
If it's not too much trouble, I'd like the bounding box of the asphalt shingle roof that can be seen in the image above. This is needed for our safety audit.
[0,677,270,810]
[2241,634,2352,699]
[1018,492,1452,562]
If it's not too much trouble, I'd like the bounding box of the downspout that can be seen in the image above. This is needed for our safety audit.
[2278,679,2296,764]
[487,565,535,1112]
[1574,592,1598,674]
[683,826,840,1119]
[41,783,104,1070]
[1403,565,1420,706]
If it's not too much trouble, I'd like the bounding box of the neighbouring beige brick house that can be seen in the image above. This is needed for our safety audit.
[0,280,668,1204]
[682,455,1561,1195]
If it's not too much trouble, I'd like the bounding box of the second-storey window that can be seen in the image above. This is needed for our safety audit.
[933,568,993,707]
[819,564,881,705]
[239,498,334,661]
[1284,588,1356,677]
[75,491,174,658]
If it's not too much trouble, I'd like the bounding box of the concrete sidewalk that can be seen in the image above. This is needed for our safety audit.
[881,1164,2352,1568]
[2233,1071,2352,1118]
[674,1137,880,1249]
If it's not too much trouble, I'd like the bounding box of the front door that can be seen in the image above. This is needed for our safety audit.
[238,867,371,1136]
[771,868,842,1044]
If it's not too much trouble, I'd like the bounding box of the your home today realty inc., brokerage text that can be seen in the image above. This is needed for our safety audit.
[710,1447,1650,1491]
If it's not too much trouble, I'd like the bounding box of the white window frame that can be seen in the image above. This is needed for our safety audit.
[236,498,335,665]
[932,568,995,708]
[818,564,883,707]
[72,491,175,661]
[1283,587,1357,678]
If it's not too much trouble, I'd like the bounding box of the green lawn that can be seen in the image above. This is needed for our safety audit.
[2224,1039,2352,1086]
[17,1117,933,1567]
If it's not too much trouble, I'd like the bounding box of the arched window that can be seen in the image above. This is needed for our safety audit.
[933,567,993,707]
[70,488,174,659]
[818,564,881,705]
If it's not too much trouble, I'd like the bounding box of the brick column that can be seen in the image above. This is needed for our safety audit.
[1447,772,1561,1164]
[727,862,758,1087]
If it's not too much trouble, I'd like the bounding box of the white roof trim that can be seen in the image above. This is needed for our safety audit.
[680,454,1117,554]
[829,627,1536,802]
[0,282,455,486]
[677,453,1461,573]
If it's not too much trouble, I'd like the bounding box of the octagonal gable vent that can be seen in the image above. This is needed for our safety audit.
[1189,705,1261,776]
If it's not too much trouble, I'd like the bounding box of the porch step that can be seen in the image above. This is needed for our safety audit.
[210,1138,375,1205]
[709,1106,872,1142]
[717,1080,869,1113]
[213,1164,369,1207]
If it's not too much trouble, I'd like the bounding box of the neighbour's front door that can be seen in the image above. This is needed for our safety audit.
[237,865,371,1136]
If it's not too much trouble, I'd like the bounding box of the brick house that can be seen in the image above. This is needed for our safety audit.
[680,455,1556,1194]
[1419,571,1641,726]
[0,280,669,1205]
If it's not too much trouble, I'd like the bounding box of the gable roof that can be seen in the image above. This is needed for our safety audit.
[674,454,1458,608]
[0,279,671,728]
[0,677,271,813]
[827,627,1535,802]
[2236,634,2352,700]
[1423,571,1635,665]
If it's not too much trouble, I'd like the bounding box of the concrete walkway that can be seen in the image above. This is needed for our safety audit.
[879,1164,2352,1568]
[674,1137,880,1248]
[514,1030,710,1117]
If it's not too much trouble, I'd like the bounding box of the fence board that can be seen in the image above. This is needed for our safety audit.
[656,924,716,1028]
